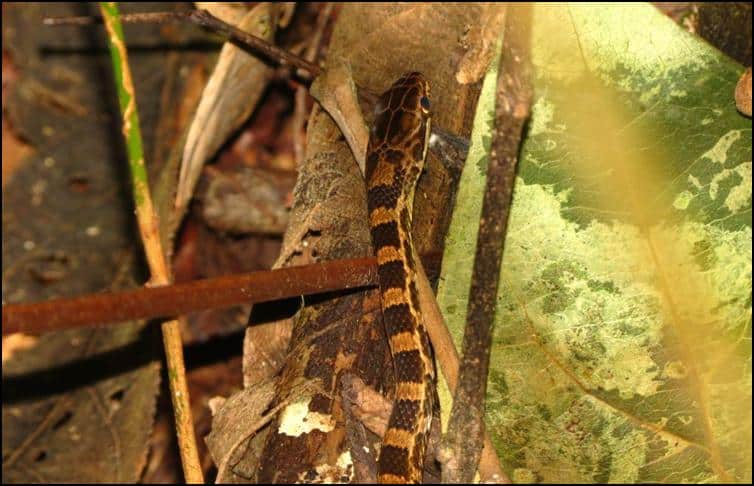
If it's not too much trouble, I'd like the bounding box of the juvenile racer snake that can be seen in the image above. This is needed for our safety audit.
[366,72,436,484]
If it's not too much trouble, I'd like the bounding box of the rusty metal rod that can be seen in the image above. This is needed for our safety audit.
[2,257,374,336]
[2,253,442,336]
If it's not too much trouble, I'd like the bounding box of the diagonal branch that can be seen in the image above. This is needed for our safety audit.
[441,4,533,483]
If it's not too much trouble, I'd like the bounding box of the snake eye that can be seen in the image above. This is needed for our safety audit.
[420,96,431,113]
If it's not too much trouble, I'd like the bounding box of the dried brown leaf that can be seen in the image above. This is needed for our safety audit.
[341,373,391,438]
[310,60,369,172]
[205,379,276,482]
[194,2,250,25]
[176,2,277,211]
[202,167,292,235]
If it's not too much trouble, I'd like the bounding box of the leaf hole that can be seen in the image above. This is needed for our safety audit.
[109,388,125,413]
[27,252,72,284]
[34,450,47,462]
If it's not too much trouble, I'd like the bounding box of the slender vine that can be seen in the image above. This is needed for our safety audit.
[98,3,203,482]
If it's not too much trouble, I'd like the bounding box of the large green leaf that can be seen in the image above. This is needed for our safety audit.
[438,4,751,483]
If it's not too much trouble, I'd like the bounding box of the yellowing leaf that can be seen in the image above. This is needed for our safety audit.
[438,4,751,483]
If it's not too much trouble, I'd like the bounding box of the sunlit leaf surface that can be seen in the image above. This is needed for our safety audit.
[438,4,751,483]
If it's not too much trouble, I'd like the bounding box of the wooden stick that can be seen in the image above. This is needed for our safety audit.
[414,258,510,483]
[441,4,533,482]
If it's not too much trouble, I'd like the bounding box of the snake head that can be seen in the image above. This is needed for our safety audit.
[371,72,432,185]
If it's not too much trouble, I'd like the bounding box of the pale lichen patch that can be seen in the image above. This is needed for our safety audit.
[700,130,741,165]
[724,162,751,213]
[529,98,564,136]
[298,451,353,483]
[688,174,702,189]
[278,397,335,437]
[673,190,693,210]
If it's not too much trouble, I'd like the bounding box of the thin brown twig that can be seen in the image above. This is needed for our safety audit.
[441,4,533,483]
[43,9,321,78]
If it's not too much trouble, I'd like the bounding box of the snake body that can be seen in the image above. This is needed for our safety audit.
[366,72,435,484]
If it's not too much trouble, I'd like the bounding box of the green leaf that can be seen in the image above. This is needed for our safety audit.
[438,4,751,483]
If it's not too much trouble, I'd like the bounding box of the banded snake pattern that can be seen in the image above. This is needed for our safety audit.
[366,72,436,484]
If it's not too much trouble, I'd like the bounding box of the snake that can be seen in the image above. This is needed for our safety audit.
[366,72,436,484]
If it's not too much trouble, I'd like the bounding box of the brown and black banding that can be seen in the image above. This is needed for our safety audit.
[377,260,408,290]
[382,304,416,335]
[379,445,411,479]
[370,220,401,250]
[390,399,421,431]
[367,183,401,210]
[393,350,424,383]
[368,72,435,483]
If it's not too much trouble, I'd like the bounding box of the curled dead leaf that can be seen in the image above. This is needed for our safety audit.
[340,373,391,438]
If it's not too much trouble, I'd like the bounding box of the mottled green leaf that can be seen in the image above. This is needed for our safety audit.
[438,4,751,483]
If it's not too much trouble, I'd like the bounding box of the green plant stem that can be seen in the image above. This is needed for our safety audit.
[98,3,203,483]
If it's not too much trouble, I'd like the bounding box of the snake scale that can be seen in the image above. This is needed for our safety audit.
[366,72,436,483]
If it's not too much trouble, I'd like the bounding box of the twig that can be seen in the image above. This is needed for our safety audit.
[293,3,334,166]
[44,9,321,78]
[441,4,533,483]
[98,4,202,482]
[2,252,442,336]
